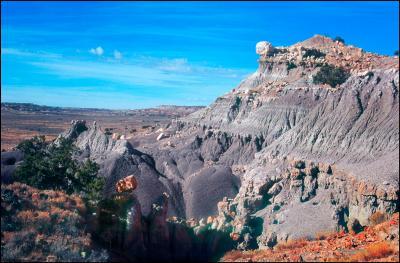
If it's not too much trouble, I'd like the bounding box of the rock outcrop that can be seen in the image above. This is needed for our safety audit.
[94,191,235,262]
[222,213,400,262]
[149,35,398,250]
[116,175,137,193]
[55,35,399,255]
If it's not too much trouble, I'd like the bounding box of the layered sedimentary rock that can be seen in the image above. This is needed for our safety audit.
[58,35,398,253]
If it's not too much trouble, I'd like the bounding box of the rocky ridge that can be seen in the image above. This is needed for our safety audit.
[47,35,399,259]
[222,212,399,262]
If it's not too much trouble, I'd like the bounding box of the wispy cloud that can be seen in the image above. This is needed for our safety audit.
[1,48,36,56]
[1,48,61,59]
[19,51,250,88]
[2,46,253,108]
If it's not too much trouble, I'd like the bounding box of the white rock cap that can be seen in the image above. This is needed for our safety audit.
[256,41,274,55]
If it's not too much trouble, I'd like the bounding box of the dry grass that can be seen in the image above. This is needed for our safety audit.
[1,183,108,262]
[275,238,308,250]
[222,250,248,261]
[221,213,399,262]
[0,128,57,150]
[349,242,394,262]
[315,230,335,241]
[1,104,199,150]
[369,211,387,226]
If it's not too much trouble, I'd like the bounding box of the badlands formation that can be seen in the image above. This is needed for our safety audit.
[4,35,398,261]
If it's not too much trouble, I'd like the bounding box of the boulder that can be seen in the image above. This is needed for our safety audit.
[256,41,275,57]
[112,133,121,140]
[115,175,138,193]
[157,132,169,141]
[55,120,87,143]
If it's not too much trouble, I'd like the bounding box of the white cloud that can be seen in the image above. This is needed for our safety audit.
[4,48,253,107]
[89,46,104,56]
[30,59,202,88]
[113,50,122,60]
[1,48,35,56]
[29,56,251,90]
[157,58,191,72]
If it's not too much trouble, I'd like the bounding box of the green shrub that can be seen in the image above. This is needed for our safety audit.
[366,71,374,81]
[16,135,47,156]
[313,64,350,88]
[333,36,345,44]
[14,136,104,204]
[286,62,297,71]
[303,48,326,59]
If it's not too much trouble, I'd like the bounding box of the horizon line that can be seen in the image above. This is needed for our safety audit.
[1,101,206,111]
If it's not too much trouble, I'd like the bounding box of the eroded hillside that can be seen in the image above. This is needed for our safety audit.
[2,35,398,261]
[67,35,398,247]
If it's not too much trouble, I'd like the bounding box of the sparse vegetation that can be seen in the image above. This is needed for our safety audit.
[221,250,245,262]
[1,183,109,262]
[303,48,326,59]
[315,231,331,240]
[369,211,387,226]
[294,160,306,169]
[333,36,345,44]
[275,239,308,250]
[313,64,350,87]
[286,61,297,71]
[366,71,374,81]
[104,128,113,135]
[14,136,105,205]
[221,213,399,262]
[349,242,394,262]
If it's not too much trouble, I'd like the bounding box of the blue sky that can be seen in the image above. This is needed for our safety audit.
[1,1,399,109]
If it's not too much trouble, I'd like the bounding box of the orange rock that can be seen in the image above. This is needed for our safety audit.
[115,175,137,193]
[230,232,240,241]
[356,233,367,242]
[338,230,346,238]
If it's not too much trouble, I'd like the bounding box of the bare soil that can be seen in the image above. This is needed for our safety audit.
[1,103,203,151]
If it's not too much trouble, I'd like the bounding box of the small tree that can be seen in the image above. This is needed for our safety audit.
[303,48,326,59]
[14,136,104,204]
[16,135,47,156]
[313,64,350,88]
[333,36,345,44]
[395,50,399,56]
[286,62,297,71]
